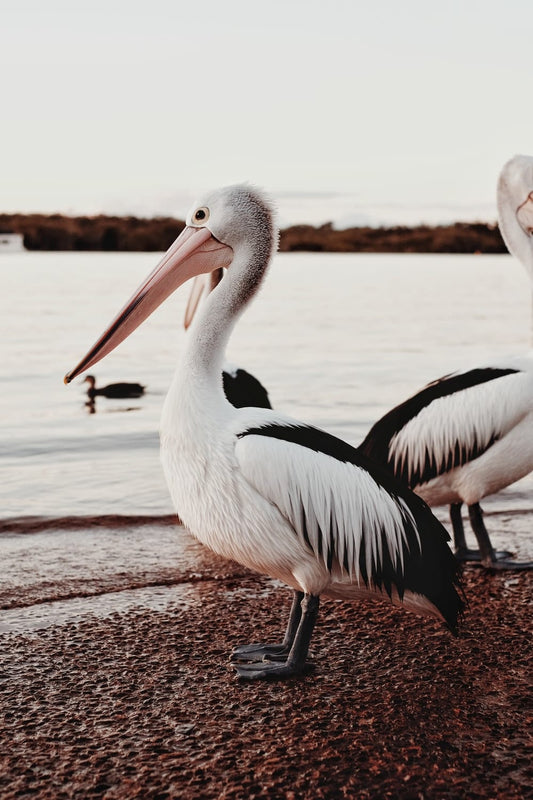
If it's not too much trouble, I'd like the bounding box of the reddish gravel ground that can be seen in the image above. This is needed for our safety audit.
[0,565,531,799]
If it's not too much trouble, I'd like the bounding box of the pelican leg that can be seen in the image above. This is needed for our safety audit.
[230,590,304,663]
[450,502,475,559]
[468,502,533,570]
[452,502,512,562]
[233,594,320,680]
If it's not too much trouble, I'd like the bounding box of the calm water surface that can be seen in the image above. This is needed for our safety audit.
[2,251,532,521]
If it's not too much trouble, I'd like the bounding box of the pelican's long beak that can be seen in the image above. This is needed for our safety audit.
[64,227,233,383]
[517,192,533,234]
[183,268,224,330]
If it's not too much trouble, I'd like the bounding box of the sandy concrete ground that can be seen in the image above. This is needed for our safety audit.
[0,508,531,799]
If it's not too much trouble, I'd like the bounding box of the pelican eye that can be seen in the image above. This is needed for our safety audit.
[193,207,209,224]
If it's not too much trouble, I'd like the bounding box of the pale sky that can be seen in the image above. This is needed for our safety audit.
[3,0,533,226]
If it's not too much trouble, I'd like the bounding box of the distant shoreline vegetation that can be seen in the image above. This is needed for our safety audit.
[0,213,506,254]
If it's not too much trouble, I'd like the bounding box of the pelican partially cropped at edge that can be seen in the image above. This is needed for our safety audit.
[65,184,464,680]
[361,155,533,571]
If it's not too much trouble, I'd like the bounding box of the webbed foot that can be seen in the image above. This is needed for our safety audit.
[455,547,513,562]
[230,643,289,664]
[231,592,320,681]
[233,659,315,680]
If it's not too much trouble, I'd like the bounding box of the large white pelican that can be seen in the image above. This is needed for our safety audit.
[65,185,464,680]
[361,155,533,571]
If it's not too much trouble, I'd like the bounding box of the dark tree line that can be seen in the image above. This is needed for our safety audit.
[0,214,184,252]
[0,213,507,254]
[279,221,506,253]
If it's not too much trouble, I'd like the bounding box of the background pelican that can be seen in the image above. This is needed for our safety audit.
[65,184,464,680]
[361,155,533,570]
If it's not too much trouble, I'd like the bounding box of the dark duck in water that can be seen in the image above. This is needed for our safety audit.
[84,375,145,399]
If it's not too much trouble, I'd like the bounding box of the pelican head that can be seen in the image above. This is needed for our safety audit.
[64,184,277,384]
[497,154,533,280]
[189,184,277,254]
[498,155,533,226]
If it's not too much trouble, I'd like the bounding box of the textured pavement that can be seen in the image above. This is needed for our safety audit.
[0,505,532,799]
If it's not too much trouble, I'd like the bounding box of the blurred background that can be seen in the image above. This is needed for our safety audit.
[1,0,532,567]
[3,0,533,227]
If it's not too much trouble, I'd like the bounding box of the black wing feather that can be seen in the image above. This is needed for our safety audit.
[223,369,271,409]
[360,367,519,486]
